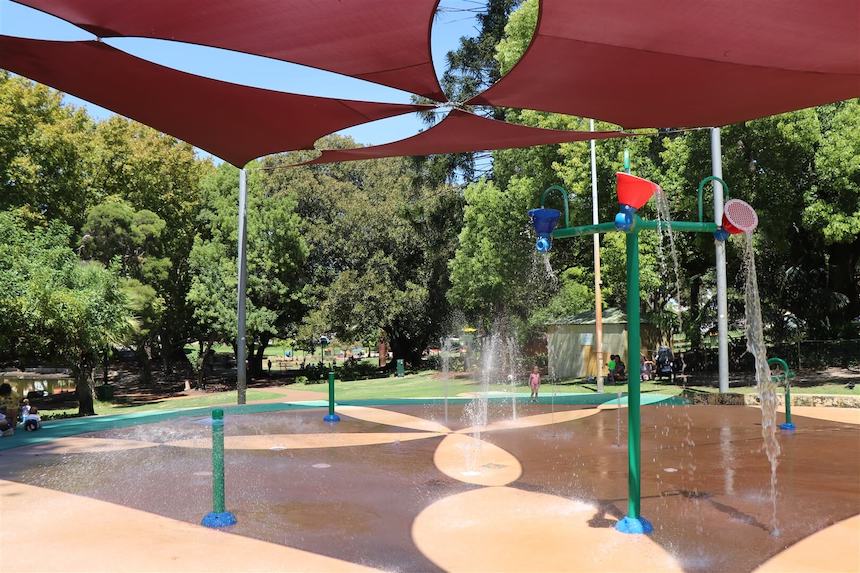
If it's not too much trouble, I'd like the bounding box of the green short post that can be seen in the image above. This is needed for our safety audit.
[201,408,236,527]
[324,371,340,423]
[769,357,796,431]
[396,358,405,378]
[615,229,652,535]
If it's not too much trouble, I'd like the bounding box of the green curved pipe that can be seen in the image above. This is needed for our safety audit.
[697,176,730,223]
[767,356,793,380]
[541,184,571,229]
[767,356,794,427]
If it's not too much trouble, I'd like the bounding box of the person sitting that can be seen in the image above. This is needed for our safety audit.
[615,357,627,382]
[0,383,18,436]
[607,355,617,384]
[24,407,41,432]
[641,355,655,381]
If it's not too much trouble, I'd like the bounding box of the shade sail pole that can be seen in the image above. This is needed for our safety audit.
[590,119,605,393]
[236,168,248,405]
[711,128,730,394]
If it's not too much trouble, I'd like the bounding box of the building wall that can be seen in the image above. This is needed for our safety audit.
[547,323,663,380]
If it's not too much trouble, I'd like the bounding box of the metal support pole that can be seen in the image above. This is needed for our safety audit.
[236,168,248,405]
[590,119,605,392]
[201,408,236,527]
[615,229,652,535]
[711,128,730,394]
[324,371,340,423]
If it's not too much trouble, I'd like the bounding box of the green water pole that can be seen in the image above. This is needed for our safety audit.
[201,408,236,527]
[324,371,341,423]
[212,409,226,512]
[625,230,644,521]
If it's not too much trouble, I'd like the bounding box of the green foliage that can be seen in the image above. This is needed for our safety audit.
[0,73,95,228]
[262,144,462,364]
[0,211,131,414]
[188,162,307,369]
[448,177,535,319]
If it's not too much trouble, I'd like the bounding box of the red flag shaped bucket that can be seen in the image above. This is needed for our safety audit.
[616,173,660,209]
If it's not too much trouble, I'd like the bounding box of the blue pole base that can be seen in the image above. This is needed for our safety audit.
[615,516,654,535]
[779,422,796,431]
[323,413,341,423]
[201,511,237,528]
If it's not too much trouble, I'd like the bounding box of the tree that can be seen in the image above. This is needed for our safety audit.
[0,73,96,228]
[0,211,131,415]
[89,116,212,359]
[81,197,170,380]
[262,145,463,365]
[189,162,307,379]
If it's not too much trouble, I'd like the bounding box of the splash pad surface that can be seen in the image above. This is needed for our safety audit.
[0,400,857,572]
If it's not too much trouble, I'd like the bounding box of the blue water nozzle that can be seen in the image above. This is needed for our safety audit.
[528,208,561,253]
[713,227,730,242]
[614,204,636,231]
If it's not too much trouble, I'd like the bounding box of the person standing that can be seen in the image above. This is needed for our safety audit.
[529,366,541,403]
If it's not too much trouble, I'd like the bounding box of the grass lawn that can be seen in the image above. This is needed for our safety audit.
[288,371,858,401]
[43,388,285,420]
[287,372,687,400]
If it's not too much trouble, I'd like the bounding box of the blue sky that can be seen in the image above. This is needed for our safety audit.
[0,0,486,156]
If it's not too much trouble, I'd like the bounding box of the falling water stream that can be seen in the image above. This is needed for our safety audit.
[462,331,496,475]
[654,189,683,307]
[506,336,518,421]
[441,336,452,425]
[742,232,781,536]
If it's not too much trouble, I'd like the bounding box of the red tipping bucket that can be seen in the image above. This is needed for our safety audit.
[722,199,758,234]
[616,172,660,209]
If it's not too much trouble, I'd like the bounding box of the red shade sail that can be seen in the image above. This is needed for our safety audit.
[469,0,860,128]
[301,110,628,165]
[0,36,432,166]
[13,0,446,101]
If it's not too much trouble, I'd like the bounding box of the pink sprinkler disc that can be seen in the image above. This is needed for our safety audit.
[722,198,758,234]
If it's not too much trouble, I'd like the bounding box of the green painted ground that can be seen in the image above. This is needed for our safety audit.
[42,389,285,420]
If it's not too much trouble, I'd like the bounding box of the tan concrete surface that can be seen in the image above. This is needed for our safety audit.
[748,404,860,425]
[337,405,451,432]
[412,486,682,573]
[457,408,599,434]
[166,432,443,450]
[782,405,860,425]
[0,479,378,572]
[754,514,860,573]
[0,436,159,456]
[433,433,521,486]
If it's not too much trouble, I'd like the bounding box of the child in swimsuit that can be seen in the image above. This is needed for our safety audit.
[529,366,541,403]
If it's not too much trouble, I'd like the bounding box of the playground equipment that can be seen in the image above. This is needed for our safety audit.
[768,357,796,431]
[201,409,237,528]
[324,371,341,423]
[529,172,758,535]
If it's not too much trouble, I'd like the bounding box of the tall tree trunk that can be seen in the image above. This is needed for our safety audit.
[138,344,153,387]
[75,357,96,416]
[189,339,213,391]
[251,336,269,377]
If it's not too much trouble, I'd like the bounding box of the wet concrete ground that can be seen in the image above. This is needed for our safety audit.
[0,403,857,572]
